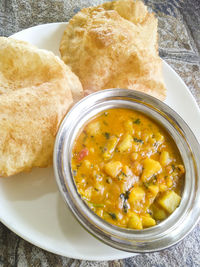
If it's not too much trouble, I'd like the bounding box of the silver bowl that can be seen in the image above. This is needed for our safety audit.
[53,89,200,253]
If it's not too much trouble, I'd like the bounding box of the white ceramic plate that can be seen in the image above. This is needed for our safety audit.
[0,23,199,261]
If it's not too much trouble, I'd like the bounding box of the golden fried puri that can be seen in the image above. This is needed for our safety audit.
[60,0,166,100]
[0,37,83,177]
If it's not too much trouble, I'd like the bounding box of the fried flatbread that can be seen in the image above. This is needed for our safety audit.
[0,37,83,176]
[60,0,166,100]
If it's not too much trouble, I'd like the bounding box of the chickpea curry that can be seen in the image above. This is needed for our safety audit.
[71,108,185,230]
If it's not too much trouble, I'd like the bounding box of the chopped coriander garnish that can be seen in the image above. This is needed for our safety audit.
[120,190,130,200]
[99,146,106,153]
[106,177,112,184]
[123,202,128,213]
[124,190,130,200]
[121,171,127,177]
[143,182,150,189]
[118,171,128,180]
[134,138,144,144]
[103,132,110,139]
[133,118,141,124]
[108,212,117,220]
[120,190,130,213]
[153,141,159,147]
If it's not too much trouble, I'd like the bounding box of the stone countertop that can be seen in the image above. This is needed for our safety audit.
[0,0,200,266]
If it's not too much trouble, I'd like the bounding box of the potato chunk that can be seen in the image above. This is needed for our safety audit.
[87,121,100,136]
[141,158,162,182]
[160,151,170,166]
[104,161,122,178]
[127,212,143,229]
[141,214,156,228]
[118,133,133,152]
[103,136,119,160]
[158,190,181,213]
[148,185,159,197]
[151,204,167,220]
[129,187,145,205]
[124,120,134,134]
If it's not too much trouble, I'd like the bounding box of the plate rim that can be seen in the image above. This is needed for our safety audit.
[0,22,199,261]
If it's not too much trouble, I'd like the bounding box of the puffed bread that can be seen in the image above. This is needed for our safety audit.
[60,0,166,100]
[0,37,83,176]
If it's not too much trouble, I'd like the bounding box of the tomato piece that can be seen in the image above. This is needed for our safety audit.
[78,148,89,161]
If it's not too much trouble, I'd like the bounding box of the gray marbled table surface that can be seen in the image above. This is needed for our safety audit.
[0,0,200,266]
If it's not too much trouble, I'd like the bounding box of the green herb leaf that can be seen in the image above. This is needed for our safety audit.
[120,191,130,213]
[120,190,130,201]
[133,118,141,124]
[143,182,150,189]
[153,141,159,147]
[123,202,128,213]
[106,177,112,184]
[108,212,117,220]
[103,132,110,139]
[121,172,127,177]
[134,138,144,144]
[124,190,130,200]
[118,171,128,181]
[100,146,106,153]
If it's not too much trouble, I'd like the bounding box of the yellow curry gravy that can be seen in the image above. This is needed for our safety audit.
[71,108,185,229]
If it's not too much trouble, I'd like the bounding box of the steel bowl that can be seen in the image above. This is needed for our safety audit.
[53,89,200,253]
